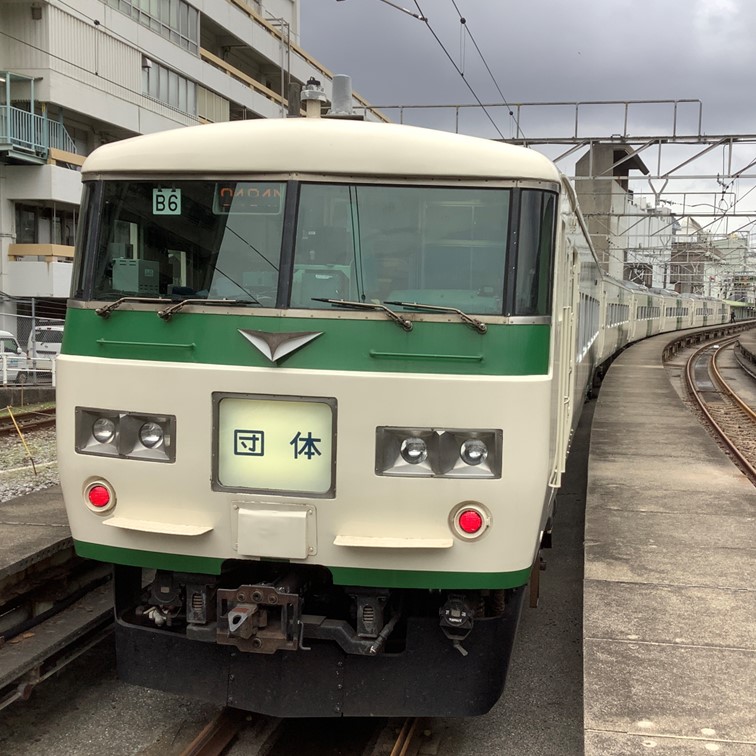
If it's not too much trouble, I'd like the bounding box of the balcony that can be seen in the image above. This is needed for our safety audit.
[1,72,77,164]
[0,105,76,164]
[8,244,75,261]
[5,250,74,298]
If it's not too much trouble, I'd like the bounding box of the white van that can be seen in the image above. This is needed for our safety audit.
[0,331,29,385]
[27,324,64,360]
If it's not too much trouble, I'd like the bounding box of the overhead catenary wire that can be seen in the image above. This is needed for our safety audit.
[448,0,525,141]
[411,1,506,140]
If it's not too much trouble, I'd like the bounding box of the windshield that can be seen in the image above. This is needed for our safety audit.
[80,180,555,316]
[292,185,510,314]
[90,181,286,305]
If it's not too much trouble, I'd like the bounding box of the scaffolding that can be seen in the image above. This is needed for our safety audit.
[365,98,756,302]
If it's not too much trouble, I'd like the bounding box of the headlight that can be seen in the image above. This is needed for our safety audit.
[376,428,501,478]
[76,407,176,462]
[460,439,488,466]
[400,437,428,465]
[139,421,164,448]
[92,417,116,443]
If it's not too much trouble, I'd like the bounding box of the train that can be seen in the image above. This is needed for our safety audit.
[56,116,746,717]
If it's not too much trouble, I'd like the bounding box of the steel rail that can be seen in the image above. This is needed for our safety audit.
[180,708,248,756]
[685,336,756,483]
[389,717,423,756]
[0,406,56,436]
[712,342,756,422]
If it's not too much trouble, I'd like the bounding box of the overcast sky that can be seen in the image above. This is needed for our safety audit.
[300,0,754,136]
[299,0,756,226]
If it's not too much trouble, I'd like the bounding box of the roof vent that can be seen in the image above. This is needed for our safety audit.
[326,75,362,120]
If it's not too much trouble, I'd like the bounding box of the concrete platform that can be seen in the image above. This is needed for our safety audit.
[584,332,756,754]
[0,486,70,581]
[738,328,756,356]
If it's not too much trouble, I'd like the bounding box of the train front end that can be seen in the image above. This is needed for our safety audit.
[57,119,562,716]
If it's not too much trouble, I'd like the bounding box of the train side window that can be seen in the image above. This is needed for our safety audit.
[514,190,556,316]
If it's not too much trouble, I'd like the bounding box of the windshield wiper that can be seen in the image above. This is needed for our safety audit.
[384,301,488,334]
[95,296,172,318]
[312,298,413,331]
[158,298,257,321]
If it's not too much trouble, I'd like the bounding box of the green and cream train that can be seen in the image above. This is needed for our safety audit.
[58,118,731,717]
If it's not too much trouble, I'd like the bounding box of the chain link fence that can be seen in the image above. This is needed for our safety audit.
[0,296,65,387]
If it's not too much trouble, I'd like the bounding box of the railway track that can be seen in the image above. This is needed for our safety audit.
[685,335,756,484]
[0,406,56,437]
[177,710,440,756]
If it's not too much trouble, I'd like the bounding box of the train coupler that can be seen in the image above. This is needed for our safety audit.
[217,577,302,654]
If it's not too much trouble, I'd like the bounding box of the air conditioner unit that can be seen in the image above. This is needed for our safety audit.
[112,258,160,294]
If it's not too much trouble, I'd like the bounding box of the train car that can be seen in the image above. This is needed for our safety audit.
[57,116,731,718]
[598,276,632,358]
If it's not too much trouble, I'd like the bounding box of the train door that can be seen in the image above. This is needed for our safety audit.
[550,236,579,489]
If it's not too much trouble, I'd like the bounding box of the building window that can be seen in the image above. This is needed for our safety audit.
[107,0,199,54]
[15,204,77,246]
[16,206,38,244]
[142,61,197,115]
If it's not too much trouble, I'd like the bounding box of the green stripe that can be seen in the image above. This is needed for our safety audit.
[63,308,550,376]
[74,540,530,588]
[74,540,224,574]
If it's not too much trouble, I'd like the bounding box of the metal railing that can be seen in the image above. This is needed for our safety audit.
[0,354,56,387]
[0,104,76,157]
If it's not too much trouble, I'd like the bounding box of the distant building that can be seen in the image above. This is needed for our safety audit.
[669,217,714,295]
[575,142,674,287]
[0,0,383,339]
[671,220,756,302]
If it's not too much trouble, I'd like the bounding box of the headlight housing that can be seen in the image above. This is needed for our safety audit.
[376,427,501,478]
[76,407,176,462]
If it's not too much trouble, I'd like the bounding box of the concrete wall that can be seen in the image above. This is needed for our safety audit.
[575,144,672,286]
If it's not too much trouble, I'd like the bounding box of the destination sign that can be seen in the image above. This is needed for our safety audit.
[213,182,285,215]
[217,396,334,495]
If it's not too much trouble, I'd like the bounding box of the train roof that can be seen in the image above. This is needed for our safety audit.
[622,281,648,291]
[82,118,561,183]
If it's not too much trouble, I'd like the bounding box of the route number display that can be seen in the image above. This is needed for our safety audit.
[153,188,182,215]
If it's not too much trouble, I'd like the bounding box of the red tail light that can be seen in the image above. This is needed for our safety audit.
[88,485,111,508]
[450,502,490,540]
[458,509,483,534]
[84,481,116,513]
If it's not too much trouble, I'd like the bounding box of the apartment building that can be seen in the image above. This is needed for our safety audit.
[0,0,382,340]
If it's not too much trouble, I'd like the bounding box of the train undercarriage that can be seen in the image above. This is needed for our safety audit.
[113,563,525,717]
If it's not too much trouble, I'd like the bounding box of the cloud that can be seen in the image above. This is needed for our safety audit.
[299,0,756,229]
[300,0,756,135]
